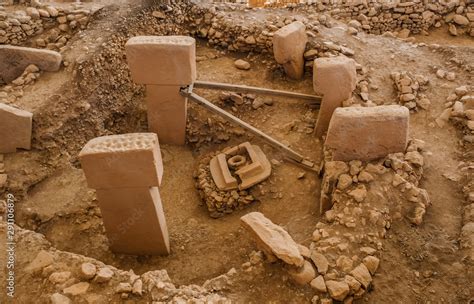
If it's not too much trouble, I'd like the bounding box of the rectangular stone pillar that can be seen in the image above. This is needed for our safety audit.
[125,36,196,145]
[146,85,188,145]
[0,103,33,153]
[325,105,409,161]
[313,56,356,137]
[96,187,169,255]
[79,133,170,255]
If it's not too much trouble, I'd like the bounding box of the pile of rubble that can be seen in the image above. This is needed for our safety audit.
[240,139,429,302]
[440,85,474,260]
[0,1,101,46]
[391,71,430,111]
[0,64,41,103]
[0,222,230,303]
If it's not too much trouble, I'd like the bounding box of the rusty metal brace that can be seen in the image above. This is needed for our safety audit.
[180,84,318,171]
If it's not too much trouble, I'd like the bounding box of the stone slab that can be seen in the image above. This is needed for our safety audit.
[96,186,170,255]
[0,103,33,153]
[241,212,304,267]
[125,36,196,85]
[313,56,357,137]
[273,21,307,80]
[325,105,409,161]
[79,133,163,189]
[0,45,62,83]
[146,85,187,145]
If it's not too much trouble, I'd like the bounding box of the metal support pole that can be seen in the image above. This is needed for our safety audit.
[181,87,315,170]
[193,80,321,104]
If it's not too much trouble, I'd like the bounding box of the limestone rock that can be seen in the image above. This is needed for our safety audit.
[50,293,71,304]
[0,103,33,154]
[241,212,304,267]
[94,267,114,283]
[273,21,307,80]
[362,256,380,275]
[350,264,372,288]
[0,45,62,83]
[310,251,329,274]
[234,59,251,70]
[310,275,327,292]
[25,250,54,273]
[63,282,90,296]
[80,262,97,280]
[325,280,350,301]
[288,260,316,285]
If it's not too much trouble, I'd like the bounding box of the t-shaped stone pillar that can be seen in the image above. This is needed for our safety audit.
[273,21,308,80]
[79,133,170,255]
[125,36,197,145]
[0,103,33,154]
[313,56,357,137]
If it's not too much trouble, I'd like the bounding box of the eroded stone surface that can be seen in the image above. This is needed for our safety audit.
[313,56,357,136]
[0,45,62,83]
[79,133,163,189]
[325,105,409,161]
[0,103,33,153]
[273,21,307,80]
[240,212,304,267]
[125,36,196,85]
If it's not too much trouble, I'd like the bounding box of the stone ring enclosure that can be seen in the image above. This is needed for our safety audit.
[0,0,473,303]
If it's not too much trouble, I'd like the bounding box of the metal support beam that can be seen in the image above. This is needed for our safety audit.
[181,87,315,170]
[193,80,321,104]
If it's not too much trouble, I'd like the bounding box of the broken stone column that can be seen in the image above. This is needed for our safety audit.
[125,36,196,145]
[273,21,307,80]
[79,133,170,255]
[0,45,62,83]
[240,212,304,267]
[0,103,33,153]
[325,105,410,161]
[313,56,357,137]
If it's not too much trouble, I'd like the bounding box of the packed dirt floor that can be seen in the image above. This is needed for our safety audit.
[0,0,473,303]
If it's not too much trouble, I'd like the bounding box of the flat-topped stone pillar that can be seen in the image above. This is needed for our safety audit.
[0,103,33,153]
[273,21,307,80]
[313,56,357,137]
[125,36,196,145]
[79,133,170,255]
[325,105,410,161]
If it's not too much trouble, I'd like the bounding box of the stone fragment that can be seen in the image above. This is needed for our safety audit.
[344,275,361,292]
[50,293,71,304]
[80,262,97,280]
[313,56,357,136]
[240,212,304,267]
[362,256,380,275]
[310,275,327,292]
[337,174,353,190]
[234,59,251,70]
[132,279,143,295]
[79,133,163,189]
[453,14,469,26]
[310,251,329,274]
[288,260,316,285]
[350,264,372,288]
[0,45,62,83]
[125,36,196,85]
[63,282,90,296]
[348,185,367,202]
[94,267,114,283]
[25,250,54,273]
[325,280,350,301]
[49,271,72,284]
[273,21,307,80]
[325,105,409,161]
[116,282,132,293]
[0,103,33,154]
